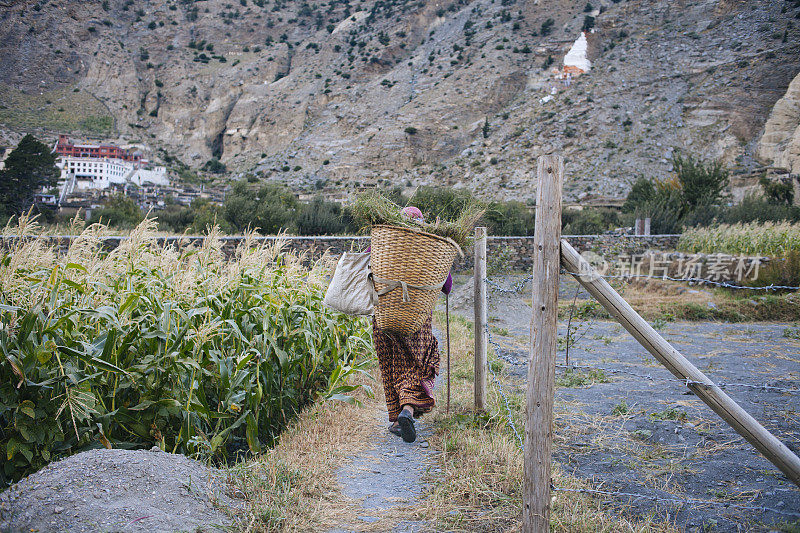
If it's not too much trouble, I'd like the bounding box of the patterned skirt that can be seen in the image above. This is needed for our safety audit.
[372,316,439,422]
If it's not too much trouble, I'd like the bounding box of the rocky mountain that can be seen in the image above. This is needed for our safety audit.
[1,0,799,202]
[758,71,800,176]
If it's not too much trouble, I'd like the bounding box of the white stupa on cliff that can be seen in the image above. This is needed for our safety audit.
[563,32,591,73]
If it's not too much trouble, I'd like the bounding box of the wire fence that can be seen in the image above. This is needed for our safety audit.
[551,486,800,520]
[484,321,800,395]
[485,271,800,293]
[479,273,800,520]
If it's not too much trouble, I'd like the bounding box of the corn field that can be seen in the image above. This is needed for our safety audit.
[0,215,372,484]
[677,222,800,256]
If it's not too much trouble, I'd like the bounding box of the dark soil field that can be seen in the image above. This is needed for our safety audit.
[448,274,800,532]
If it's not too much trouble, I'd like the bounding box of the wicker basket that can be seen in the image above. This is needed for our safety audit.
[371,224,461,335]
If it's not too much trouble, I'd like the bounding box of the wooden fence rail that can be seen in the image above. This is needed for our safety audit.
[472,154,800,533]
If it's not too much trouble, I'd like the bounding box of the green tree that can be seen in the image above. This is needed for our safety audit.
[673,152,728,210]
[0,134,60,217]
[484,201,535,235]
[189,197,233,233]
[90,194,144,228]
[637,181,684,234]
[759,174,794,205]
[222,181,298,234]
[622,176,656,213]
[295,196,346,235]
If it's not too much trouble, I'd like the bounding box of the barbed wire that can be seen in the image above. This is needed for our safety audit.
[482,279,800,395]
[486,271,800,293]
[485,275,535,294]
[486,358,525,450]
[552,486,800,519]
[480,278,800,521]
[559,269,800,292]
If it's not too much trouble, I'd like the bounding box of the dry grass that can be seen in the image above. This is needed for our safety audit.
[226,371,382,532]
[558,279,800,322]
[424,311,679,532]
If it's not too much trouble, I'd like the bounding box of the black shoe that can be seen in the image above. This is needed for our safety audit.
[397,410,416,443]
[388,423,402,437]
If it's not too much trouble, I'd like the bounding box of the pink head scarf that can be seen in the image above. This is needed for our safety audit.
[401,206,424,221]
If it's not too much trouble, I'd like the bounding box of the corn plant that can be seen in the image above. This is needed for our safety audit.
[0,216,372,483]
[678,222,800,257]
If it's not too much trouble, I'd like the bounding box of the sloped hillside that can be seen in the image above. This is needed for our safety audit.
[0,0,798,201]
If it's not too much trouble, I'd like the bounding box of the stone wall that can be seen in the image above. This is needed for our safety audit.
[1,234,681,272]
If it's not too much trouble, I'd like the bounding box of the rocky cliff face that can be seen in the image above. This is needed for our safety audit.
[1,0,799,201]
[758,71,800,175]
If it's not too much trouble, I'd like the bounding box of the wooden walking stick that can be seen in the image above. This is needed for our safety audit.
[446,292,451,414]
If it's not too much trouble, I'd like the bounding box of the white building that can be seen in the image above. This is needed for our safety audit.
[130,166,168,187]
[57,156,168,195]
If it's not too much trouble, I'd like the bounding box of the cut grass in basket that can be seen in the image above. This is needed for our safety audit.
[351,191,484,249]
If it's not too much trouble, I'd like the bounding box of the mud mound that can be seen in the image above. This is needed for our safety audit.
[0,448,237,533]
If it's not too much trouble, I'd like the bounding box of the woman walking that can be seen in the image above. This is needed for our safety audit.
[371,206,452,443]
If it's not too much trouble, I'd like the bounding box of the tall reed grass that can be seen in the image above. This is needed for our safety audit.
[677,222,800,256]
[0,215,372,483]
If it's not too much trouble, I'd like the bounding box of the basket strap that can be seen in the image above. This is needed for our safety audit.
[373,276,447,303]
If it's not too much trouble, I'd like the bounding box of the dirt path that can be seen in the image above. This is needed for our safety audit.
[449,273,800,531]
[327,411,436,533]
[326,331,446,533]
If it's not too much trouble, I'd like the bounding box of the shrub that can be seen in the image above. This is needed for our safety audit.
[202,158,227,174]
[622,153,730,232]
[562,207,621,235]
[759,174,794,205]
[404,126,418,135]
[717,194,800,225]
[223,181,299,234]
[484,201,535,236]
[622,177,655,213]
[0,218,371,483]
[540,18,554,36]
[673,152,728,210]
[295,196,347,235]
[89,194,144,228]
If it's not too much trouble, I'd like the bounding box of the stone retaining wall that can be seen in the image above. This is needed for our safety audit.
[1,234,681,272]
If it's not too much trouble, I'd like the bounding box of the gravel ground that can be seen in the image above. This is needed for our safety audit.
[447,274,800,532]
[0,448,237,533]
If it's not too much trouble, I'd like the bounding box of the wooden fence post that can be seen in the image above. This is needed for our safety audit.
[473,226,487,411]
[560,239,800,488]
[524,155,563,532]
